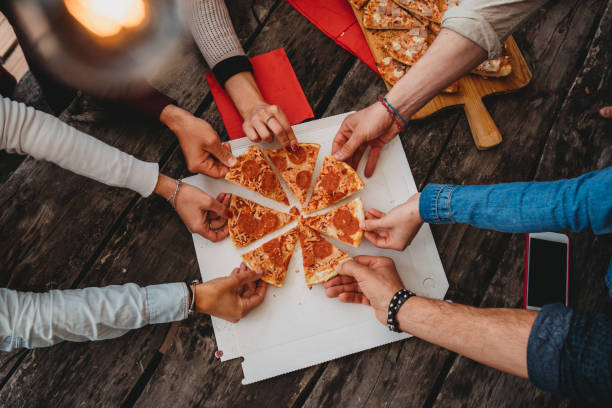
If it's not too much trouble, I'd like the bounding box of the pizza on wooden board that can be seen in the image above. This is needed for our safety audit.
[384,28,429,66]
[472,53,512,78]
[298,223,350,287]
[304,156,365,214]
[349,0,371,8]
[363,0,425,30]
[228,196,296,248]
[241,228,299,287]
[302,198,365,248]
[264,143,320,207]
[377,56,408,86]
[392,0,442,24]
[225,145,289,205]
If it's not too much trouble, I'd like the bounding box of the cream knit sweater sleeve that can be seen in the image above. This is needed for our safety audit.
[188,0,247,68]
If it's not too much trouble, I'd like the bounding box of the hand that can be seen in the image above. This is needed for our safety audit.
[242,103,298,150]
[332,102,397,177]
[161,105,237,178]
[324,256,405,325]
[361,193,423,251]
[195,262,267,322]
[174,185,231,242]
[600,106,612,118]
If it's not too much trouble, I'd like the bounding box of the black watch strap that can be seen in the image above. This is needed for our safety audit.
[387,289,416,332]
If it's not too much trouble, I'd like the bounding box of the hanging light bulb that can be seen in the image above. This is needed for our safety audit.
[9,0,184,99]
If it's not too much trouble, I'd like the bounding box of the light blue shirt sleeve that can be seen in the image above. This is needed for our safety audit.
[0,283,189,351]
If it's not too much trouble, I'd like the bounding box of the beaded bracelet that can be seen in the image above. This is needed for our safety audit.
[387,288,416,332]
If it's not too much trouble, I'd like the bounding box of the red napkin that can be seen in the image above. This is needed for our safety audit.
[206,48,314,140]
[286,0,377,72]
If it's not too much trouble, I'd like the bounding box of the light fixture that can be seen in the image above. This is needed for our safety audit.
[9,0,184,99]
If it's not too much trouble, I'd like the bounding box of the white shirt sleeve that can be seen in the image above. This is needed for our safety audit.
[0,97,159,197]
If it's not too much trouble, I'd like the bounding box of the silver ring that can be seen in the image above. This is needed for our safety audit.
[264,114,275,123]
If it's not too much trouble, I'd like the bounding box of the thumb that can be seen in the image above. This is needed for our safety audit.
[208,138,237,167]
[360,215,392,232]
[236,263,264,284]
[333,135,363,161]
[337,259,373,280]
[205,194,229,219]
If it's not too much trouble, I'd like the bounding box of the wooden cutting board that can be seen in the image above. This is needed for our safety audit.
[350,4,532,150]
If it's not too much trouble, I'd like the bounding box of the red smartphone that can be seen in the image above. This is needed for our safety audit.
[524,232,570,310]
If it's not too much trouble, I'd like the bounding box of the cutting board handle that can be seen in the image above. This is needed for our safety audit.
[463,98,502,150]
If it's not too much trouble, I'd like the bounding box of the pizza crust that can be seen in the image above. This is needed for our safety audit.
[303,198,365,247]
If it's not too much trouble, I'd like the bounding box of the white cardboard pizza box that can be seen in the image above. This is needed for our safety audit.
[185,112,448,384]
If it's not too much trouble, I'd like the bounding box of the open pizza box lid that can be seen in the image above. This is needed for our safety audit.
[186,112,448,384]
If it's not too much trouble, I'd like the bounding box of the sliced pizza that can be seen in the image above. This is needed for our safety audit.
[264,143,320,207]
[443,81,459,93]
[298,223,350,286]
[392,0,442,23]
[439,0,460,14]
[471,54,512,78]
[225,145,289,205]
[241,228,299,287]
[384,28,429,66]
[228,196,296,248]
[363,0,425,30]
[377,56,408,86]
[349,0,370,8]
[304,156,365,214]
[302,198,365,247]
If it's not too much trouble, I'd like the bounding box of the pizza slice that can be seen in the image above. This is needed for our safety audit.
[363,0,425,30]
[228,196,296,248]
[384,28,429,66]
[241,228,299,287]
[298,223,350,286]
[443,81,459,93]
[304,156,365,214]
[392,0,442,24]
[264,143,320,207]
[439,0,460,14]
[302,198,365,247]
[348,0,370,8]
[225,145,289,205]
[377,56,408,86]
[471,54,512,78]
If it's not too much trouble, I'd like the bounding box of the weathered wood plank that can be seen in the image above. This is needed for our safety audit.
[434,1,612,405]
[301,0,606,407]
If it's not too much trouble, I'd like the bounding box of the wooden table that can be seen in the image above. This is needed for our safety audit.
[1,1,611,406]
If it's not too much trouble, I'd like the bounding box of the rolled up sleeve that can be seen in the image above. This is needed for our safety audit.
[442,0,550,59]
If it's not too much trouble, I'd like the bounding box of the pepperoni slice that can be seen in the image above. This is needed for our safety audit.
[261,213,279,230]
[263,239,281,254]
[303,250,315,267]
[295,170,312,190]
[262,171,279,193]
[332,209,359,235]
[288,148,307,164]
[313,240,333,259]
[242,159,260,180]
[271,155,287,172]
[321,171,340,192]
[238,213,258,235]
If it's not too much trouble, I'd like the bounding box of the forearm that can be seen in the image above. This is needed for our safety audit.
[419,167,612,234]
[0,284,188,351]
[398,296,537,377]
[0,97,159,197]
[224,72,265,118]
[385,28,486,119]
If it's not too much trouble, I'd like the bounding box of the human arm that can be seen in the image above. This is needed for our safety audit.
[187,0,297,149]
[0,263,266,351]
[333,0,549,176]
[325,256,612,403]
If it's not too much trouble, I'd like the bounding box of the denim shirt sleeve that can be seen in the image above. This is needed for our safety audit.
[527,304,612,404]
[0,283,188,351]
[419,167,612,234]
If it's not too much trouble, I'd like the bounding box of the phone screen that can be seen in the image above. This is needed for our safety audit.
[528,238,568,307]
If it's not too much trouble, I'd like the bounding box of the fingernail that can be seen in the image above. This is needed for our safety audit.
[359,221,366,229]
[333,152,342,160]
[228,157,238,167]
[285,146,292,152]
[291,144,299,152]
[227,210,234,218]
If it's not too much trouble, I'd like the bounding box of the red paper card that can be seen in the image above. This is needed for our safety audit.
[285,0,377,72]
[206,48,314,140]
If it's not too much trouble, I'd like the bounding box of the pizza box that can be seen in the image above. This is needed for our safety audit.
[185,112,448,384]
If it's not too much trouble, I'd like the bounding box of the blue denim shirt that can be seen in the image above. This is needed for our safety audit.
[419,167,612,404]
[0,283,189,351]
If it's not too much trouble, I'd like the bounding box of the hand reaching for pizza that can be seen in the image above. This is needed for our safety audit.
[361,193,423,251]
[332,102,397,178]
[243,103,298,150]
[324,256,405,325]
[174,185,231,242]
[195,262,267,323]
[160,105,237,178]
